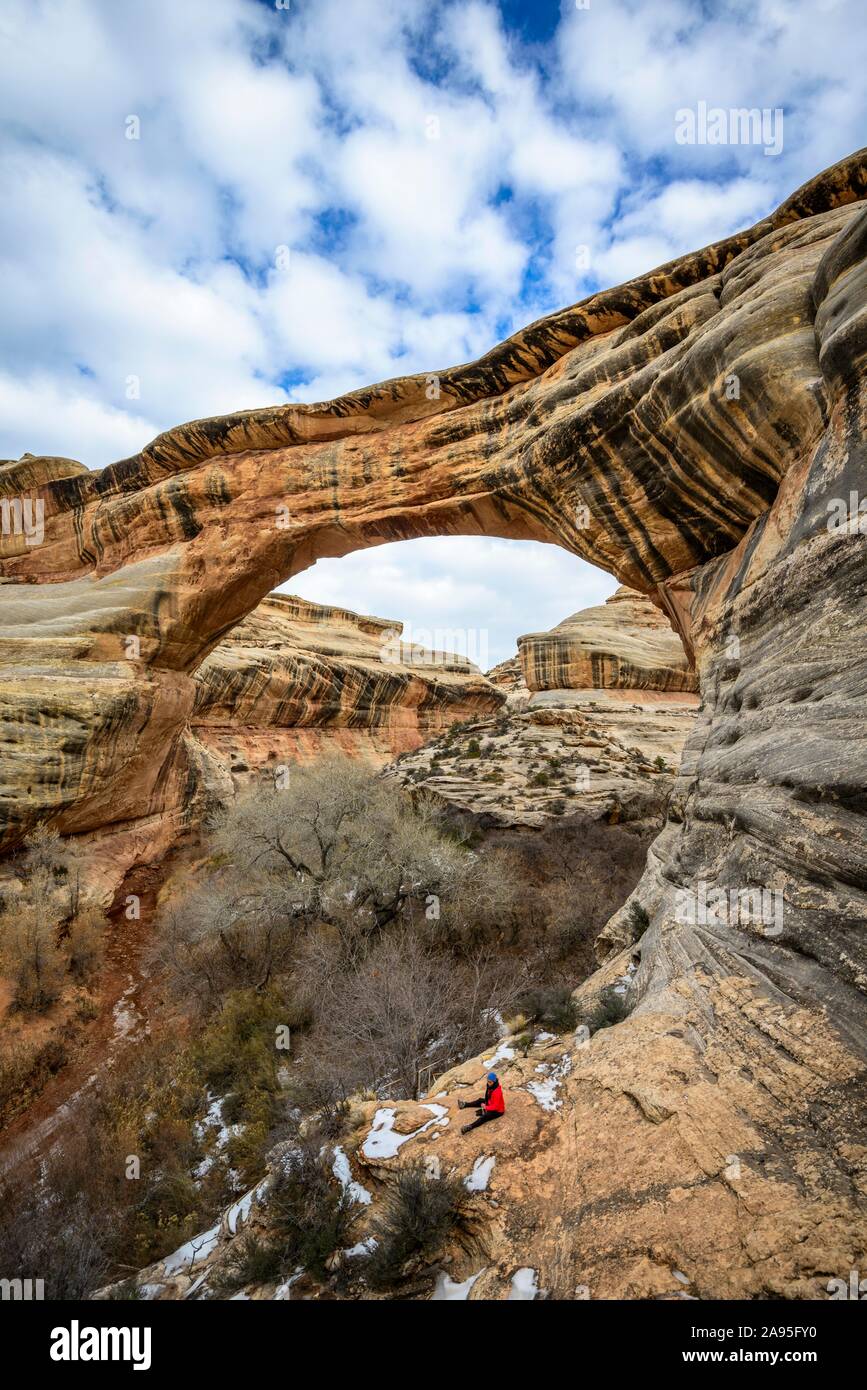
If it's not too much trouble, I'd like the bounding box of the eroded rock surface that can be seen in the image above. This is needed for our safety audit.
[192,591,502,792]
[4,151,867,1297]
[392,586,699,831]
[519,587,698,694]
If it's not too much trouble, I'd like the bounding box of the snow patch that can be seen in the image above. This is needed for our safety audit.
[526,1054,572,1112]
[273,1269,304,1300]
[613,959,639,997]
[465,1155,495,1192]
[138,1283,165,1301]
[332,1146,372,1205]
[431,1269,484,1300]
[484,1041,515,1068]
[508,1267,540,1301]
[226,1189,255,1235]
[162,1223,221,1275]
[344,1237,378,1259]
[362,1104,449,1160]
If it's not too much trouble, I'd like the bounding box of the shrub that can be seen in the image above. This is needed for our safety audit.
[515,1031,534,1056]
[465,739,481,758]
[528,771,549,788]
[0,1035,69,1126]
[0,1181,110,1301]
[2,896,65,1011]
[0,825,89,1012]
[364,1159,470,1289]
[267,1138,355,1279]
[130,1171,201,1262]
[626,901,650,941]
[286,1061,350,1141]
[548,915,589,961]
[67,905,106,981]
[517,985,578,1033]
[194,988,287,1106]
[74,992,99,1023]
[212,1233,285,1292]
[578,984,632,1035]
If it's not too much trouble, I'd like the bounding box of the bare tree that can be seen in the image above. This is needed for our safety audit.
[298,928,522,1099]
[67,904,106,982]
[0,827,68,1010]
[215,756,474,943]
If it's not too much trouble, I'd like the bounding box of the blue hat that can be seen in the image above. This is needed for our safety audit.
[487,1072,497,1082]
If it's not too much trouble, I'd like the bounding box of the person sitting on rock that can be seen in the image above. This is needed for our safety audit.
[459,1071,505,1134]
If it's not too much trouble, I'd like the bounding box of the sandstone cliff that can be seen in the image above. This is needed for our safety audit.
[191,590,502,791]
[4,150,867,1298]
[392,585,698,832]
[519,586,698,694]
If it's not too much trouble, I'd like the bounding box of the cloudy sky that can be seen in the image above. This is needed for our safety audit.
[2,0,864,665]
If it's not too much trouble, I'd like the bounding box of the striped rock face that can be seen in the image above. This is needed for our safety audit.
[519,586,699,694]
[2,151,867,1297]
[190,591,503,795]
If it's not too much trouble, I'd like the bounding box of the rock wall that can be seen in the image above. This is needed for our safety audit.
[392,585,699,832]
[191,590,503,789]
[519,586,698,694]
[3,151,867,1297]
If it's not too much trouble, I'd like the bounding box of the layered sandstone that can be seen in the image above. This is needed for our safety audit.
[392,586,699,831]
[3,151,867,1297]
[191,590,502,788]
[519,586,698,694]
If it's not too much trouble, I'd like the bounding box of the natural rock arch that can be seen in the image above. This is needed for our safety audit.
[3,151,864,663]
[2,148,866,1297]
[0,150,863,865]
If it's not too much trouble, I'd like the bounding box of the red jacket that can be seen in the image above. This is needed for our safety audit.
[484,1081,505,1114]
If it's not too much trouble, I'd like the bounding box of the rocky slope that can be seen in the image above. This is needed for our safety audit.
[3,150,867,1297]
[392,586,698,832]
[101,957,864,1301]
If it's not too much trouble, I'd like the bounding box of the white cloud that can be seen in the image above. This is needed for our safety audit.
[556,0,867,189]
[285,537,619,670]
[0,372,157,467]
[0,0,864,650]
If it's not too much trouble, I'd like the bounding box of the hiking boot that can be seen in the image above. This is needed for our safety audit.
[461,1122,474,1135]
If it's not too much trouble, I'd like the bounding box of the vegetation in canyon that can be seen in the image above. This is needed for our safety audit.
[0,753,630,1298]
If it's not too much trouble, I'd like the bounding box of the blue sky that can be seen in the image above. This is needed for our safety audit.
[1,0,864,664]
